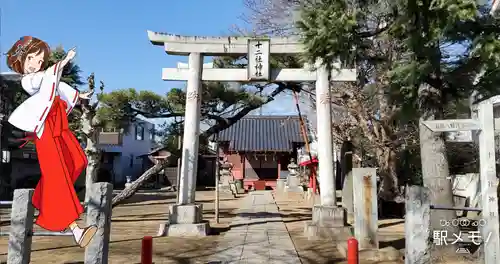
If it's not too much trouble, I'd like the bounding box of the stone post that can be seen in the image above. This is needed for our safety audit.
[85,183,113,264]
[341,171,354,224]
[476,99,500,263]
[315,59,336,206]
[341,142,354,224]
[405,186,431,264]
[178,52,203,205]
[352,168,378,249]
[332,143,338,195]
[7,189,34,264]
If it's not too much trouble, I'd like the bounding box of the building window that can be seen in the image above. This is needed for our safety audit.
[101,127,119,132]
[135,124,144,141]
[150,124,155,141]
[130,154,134,168]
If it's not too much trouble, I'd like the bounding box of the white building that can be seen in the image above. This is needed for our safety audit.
[98,119,155,184]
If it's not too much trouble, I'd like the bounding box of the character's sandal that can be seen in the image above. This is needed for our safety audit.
[73,225,97,248]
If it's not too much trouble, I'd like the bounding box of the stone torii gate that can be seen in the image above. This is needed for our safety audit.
[147,31,356,236]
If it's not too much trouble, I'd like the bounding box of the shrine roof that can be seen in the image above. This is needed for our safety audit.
[218,115,305,152]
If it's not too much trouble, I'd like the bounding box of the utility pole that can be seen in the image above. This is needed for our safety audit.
[176,134,182,203]
[214,132,220,223]
[0,12,6,198]
[174,116,183,204]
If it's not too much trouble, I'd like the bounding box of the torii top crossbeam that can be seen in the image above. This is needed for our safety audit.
[147,30,303,55]
[147,30,356,82]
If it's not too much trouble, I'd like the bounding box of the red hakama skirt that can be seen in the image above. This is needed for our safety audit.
[31,96,87,231]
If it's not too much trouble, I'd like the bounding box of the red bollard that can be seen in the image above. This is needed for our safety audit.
[141,236,153,264]
[347,237,359,264]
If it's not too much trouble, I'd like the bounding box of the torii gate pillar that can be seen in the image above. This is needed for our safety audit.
[178,53,203,205]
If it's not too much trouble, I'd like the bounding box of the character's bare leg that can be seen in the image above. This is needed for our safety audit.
[69,221,97,248]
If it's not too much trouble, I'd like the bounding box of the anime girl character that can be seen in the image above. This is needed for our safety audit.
[6,36,97,248]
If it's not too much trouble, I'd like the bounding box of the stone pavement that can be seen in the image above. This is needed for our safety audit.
[208,191,301,264]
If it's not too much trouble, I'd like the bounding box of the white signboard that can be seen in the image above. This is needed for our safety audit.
[2,150,10,163]
[446,131,473,143]
[423,119,481,132]
[247,39,270,81]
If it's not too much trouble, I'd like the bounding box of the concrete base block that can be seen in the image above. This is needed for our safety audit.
[304,188,312,200]
[228,182,238,196]
[218,185,231,192]
[276,179,287,193]
[158,203,210,237]
[165,221,210,237]
[285,186,304,193]
[346,212,354,225]
[286,175,303,192]
[303,222,352,240]
[220,175,232,186]
[305,188,319,200]
[337,244,402,262]
[287,175,301,186]
[234,181,245,194]
[285,175,303,192]
[169,204,203,224]
[312,205,346,227]
[304,205,349,240]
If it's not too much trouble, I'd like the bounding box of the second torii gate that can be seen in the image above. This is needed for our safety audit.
[147,31,356,236]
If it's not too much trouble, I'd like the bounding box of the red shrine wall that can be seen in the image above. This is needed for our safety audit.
[221,148,292,190]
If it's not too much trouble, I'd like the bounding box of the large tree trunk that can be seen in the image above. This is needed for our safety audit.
[418,83,457,240]
[419,117,457,234]
[79,74,103,204]
[376,147,401,201]
[81,101,100,204]
[111,161,166,208]
[83,132,100,204]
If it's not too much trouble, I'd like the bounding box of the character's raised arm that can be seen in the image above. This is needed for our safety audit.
[57,47,76,74]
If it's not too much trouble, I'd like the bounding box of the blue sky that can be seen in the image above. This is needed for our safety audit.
[0,0,298,120]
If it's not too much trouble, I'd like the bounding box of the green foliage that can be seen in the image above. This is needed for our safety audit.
[296,0,500,195]
[96,81,274,132]
[298,0,500,113]
[93,52,292,146]
[298,0,358,67]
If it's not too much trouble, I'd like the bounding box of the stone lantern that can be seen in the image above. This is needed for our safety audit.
[219,162,233,187]
[287,159,299,176]
[286,158,303,192]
